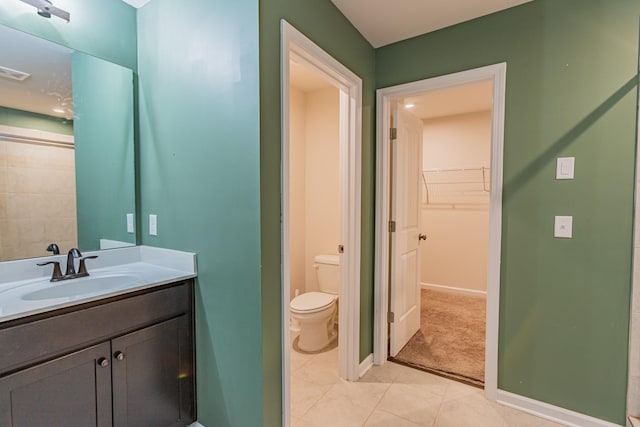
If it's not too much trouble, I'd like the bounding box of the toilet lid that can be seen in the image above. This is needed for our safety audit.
[290,292,336,312]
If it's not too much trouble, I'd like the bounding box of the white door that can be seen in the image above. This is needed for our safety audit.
[389,105,424,357]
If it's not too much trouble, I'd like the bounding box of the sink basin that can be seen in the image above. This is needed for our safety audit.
[21,274,140,301]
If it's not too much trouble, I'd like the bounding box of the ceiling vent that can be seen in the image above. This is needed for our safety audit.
[0,65,31,82]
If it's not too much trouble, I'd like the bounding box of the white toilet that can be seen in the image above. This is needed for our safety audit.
[290,254,339,352]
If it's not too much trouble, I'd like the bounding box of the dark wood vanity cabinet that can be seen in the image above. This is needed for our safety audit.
[0,341,113,427]
[112,315,193,427]
[0,280,195,427]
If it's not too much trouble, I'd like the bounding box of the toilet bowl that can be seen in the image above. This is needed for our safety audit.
[290,254,339,352]
[290,292,337,351]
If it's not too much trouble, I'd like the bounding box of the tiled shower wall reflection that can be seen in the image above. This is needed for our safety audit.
[0,140,77,261]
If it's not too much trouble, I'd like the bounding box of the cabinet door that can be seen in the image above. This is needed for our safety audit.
[112,315,194,427]
[0,341,112,427]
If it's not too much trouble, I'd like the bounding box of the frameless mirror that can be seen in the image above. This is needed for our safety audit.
[0,24,136,262]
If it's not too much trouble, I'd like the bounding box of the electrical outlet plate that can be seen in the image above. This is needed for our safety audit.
[556,157,575,180]
[126,213,134,233]
[149,214,157,236]
[554,216,573,238]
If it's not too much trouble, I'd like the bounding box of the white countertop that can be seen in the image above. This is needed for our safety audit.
[0,246,197,323]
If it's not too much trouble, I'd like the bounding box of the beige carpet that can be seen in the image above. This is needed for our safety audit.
[393,288,486,386]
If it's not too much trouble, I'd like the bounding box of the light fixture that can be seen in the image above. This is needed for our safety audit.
[18,0,70,22]
[52,108,65,114]
[0,65,30,82]
[405,103,415,109]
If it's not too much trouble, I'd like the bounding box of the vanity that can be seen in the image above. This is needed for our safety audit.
[0,246,197,427]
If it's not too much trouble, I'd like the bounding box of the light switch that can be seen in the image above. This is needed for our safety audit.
[149,214,158,236]
[126,213,134,233]
[554,216,573,238]
[556,157,575,180]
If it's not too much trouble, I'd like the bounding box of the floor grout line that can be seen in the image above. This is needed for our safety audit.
[291,346,565,427]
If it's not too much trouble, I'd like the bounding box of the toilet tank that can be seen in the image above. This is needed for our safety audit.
[314,254,340,295]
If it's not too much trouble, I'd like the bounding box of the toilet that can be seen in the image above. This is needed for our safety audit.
[290,254,339,352]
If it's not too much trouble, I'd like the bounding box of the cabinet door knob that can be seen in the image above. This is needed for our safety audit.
[114,351,125,361]
[97,357,109,368]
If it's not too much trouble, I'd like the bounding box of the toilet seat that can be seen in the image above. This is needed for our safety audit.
[290,292,337,313]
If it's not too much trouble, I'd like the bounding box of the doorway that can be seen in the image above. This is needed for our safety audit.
[391,83,493,387]
[281,20,363,427]
[374,63,506,400]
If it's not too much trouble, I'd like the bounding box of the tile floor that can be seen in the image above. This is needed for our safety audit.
[290,346,565,427]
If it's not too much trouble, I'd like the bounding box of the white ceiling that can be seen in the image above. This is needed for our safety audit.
[121,0,151,8]
[405,80,492,120]
[330,0,534,47]
[120,1,534,47]
[0,25,73,119]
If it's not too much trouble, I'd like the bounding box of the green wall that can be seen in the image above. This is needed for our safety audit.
[0,106,73,135]
[136,0,262,426]
[377,1,638,423]
[3,0,637,425]
[72,52,136,251]
[0,0,136,70]
[259,1,376,425]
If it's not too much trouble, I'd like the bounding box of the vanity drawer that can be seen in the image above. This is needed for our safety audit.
[0,280,192,374]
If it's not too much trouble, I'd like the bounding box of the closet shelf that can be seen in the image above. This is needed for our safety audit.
[422,167,490,207]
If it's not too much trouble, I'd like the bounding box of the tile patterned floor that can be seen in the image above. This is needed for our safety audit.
[290,347,565,427]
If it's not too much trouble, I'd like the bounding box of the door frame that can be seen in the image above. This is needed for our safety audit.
[281,19,363,425]
[373,63,506,400]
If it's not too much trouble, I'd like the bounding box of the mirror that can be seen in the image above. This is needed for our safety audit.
[0,24,136,262]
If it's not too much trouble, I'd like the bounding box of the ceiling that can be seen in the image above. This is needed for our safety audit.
[0,25,73,119]
[122,1,534,48]
[121,0,150,7]
[404,80,493,120]
[330,0,534,47]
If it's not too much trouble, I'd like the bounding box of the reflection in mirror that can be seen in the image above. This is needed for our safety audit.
[0,25,136,262]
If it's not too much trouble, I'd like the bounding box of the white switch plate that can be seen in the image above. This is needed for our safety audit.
[126,213,134,233]
[149,214,158,236]
[556,157,575,180]
[554,216,573,238]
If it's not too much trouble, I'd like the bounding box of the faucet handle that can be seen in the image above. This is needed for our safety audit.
[46,243,60,255]
[37,261,63,282]
[78,255,98,275]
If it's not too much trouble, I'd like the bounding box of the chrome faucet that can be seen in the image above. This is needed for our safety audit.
[37,248,98,282]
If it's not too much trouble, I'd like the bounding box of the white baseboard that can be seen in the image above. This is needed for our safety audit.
[421,282,486,296]
[359,353,374,378]
[497,390,623,427]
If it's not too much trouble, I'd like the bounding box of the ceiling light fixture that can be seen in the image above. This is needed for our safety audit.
[18,0,70,22]
[405,103,415,109]
[0,65,30,81]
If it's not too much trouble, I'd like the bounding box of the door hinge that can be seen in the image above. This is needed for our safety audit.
[338,244,344,254]
[387,312,395,323]
[390,127,397,140]
[388,220,396,233]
